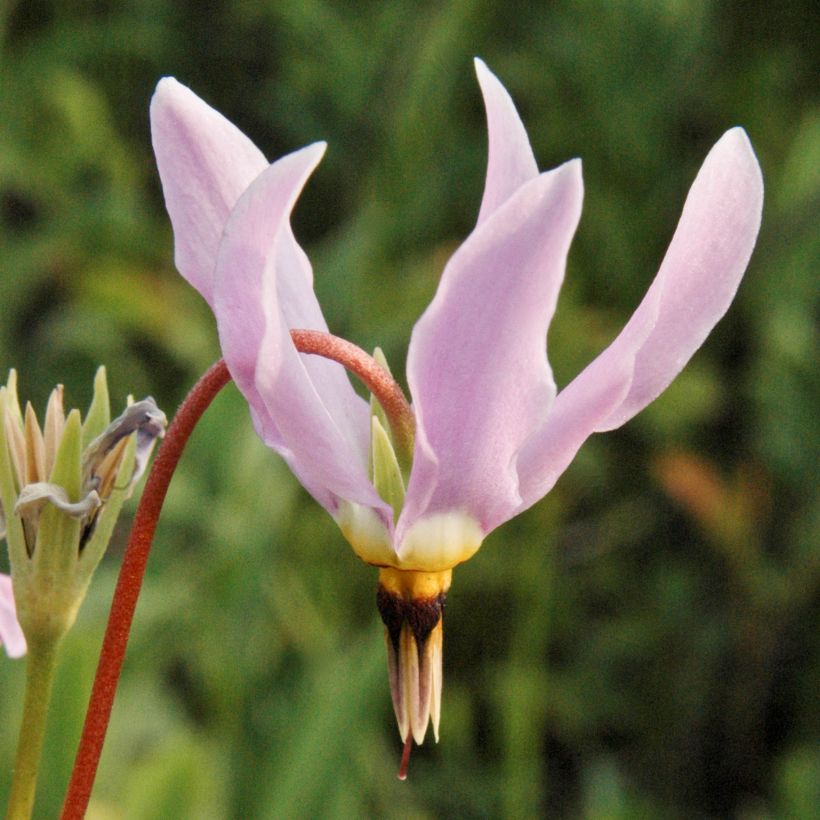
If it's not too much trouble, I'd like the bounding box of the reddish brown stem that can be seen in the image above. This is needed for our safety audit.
[62,328,412,816]
[290,329,415,461]
[61,360,231,820]
[397,732,413,781]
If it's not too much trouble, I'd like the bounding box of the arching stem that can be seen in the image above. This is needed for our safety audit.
[61,328,410,817]
[290,329,415,466]
[60,360,231,820]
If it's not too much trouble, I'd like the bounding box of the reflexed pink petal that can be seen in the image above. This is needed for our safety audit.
[400,159,583,538]
[0,574,25,659]
[213,145,386,517]
[151,78,268,307]
[474,58,539,225]
[516,128,763,510]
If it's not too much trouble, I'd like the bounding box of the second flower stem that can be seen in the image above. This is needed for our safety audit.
[5,637,61,820]
[61,334,381,815]
[60,360,231,820]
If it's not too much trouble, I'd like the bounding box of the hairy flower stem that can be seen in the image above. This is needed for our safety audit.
[60,360,232,820]
[62,330,399,816]
[6,638,61,820]
[290,329,415,465]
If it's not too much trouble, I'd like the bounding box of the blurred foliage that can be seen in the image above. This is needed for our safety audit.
[0,0,818,817]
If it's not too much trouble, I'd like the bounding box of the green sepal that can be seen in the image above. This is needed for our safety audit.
[0,387,28,575]
[369,346,415,482]
[77,431,136,581]
[371,415,405,524]
[13,410,84,642]
[369,347,393,442]
[82,366,111,450]
[34,410,83,579]
[47,410,83,500]
[5,369,24,427]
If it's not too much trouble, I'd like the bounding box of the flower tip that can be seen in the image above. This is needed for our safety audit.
[150,77,201,123]
[473,56,506,94]
[562,156,583,179]
[0,575,25,659]
[306,140,328,163]
[708,127,764,215]
[151,76,182,103]
[269,141,328,191]
[1,630,26,659]
[722,124,752,146]
[150,78,186,125]
[545,157,584,206]
[713,126,761,170]
[397,734,413,781]
[4,642,26,660]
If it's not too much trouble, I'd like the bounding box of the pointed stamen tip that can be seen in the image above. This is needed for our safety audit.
[397,733,413,781]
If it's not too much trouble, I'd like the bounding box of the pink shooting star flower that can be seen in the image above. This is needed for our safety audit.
[0,574,25,659]
[150,59,763,773]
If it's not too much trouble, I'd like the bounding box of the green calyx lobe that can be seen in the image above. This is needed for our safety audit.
[369,348,411,523]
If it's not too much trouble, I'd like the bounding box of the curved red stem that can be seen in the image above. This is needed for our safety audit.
[290,329,415,459]
[61,327,409,816]
[61,360,231,819]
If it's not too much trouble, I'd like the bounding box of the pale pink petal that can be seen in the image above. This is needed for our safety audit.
[213,146,386,517]
[516,128,763,510]
[399,160,583,540]
[151,78,268,307]
[0,574,25,659]
[474,58,540,226]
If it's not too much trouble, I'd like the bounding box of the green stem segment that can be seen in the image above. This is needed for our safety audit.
[6,638,61,820]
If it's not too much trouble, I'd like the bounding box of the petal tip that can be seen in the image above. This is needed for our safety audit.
[722,125,752,147]
[473,56,490,77]
[548,157,584,201]
[154,75,180,92]
[712,127,764,212]
[150,76,188,113]
[714,127,762,174]
[474,57,504,95]
[149,77,207,134]
[286,141,328,181]
[563,156,583,178]
[305,140,328,162]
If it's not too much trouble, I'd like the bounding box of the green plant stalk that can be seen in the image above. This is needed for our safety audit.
[5,636,62,820]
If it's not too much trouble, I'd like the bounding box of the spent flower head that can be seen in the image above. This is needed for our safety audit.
[151,59,762,767]
[0,367,166,646]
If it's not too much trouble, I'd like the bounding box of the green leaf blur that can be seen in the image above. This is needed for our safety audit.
[0,1,816,817]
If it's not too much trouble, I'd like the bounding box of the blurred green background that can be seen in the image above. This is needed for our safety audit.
[0,1,817,817]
